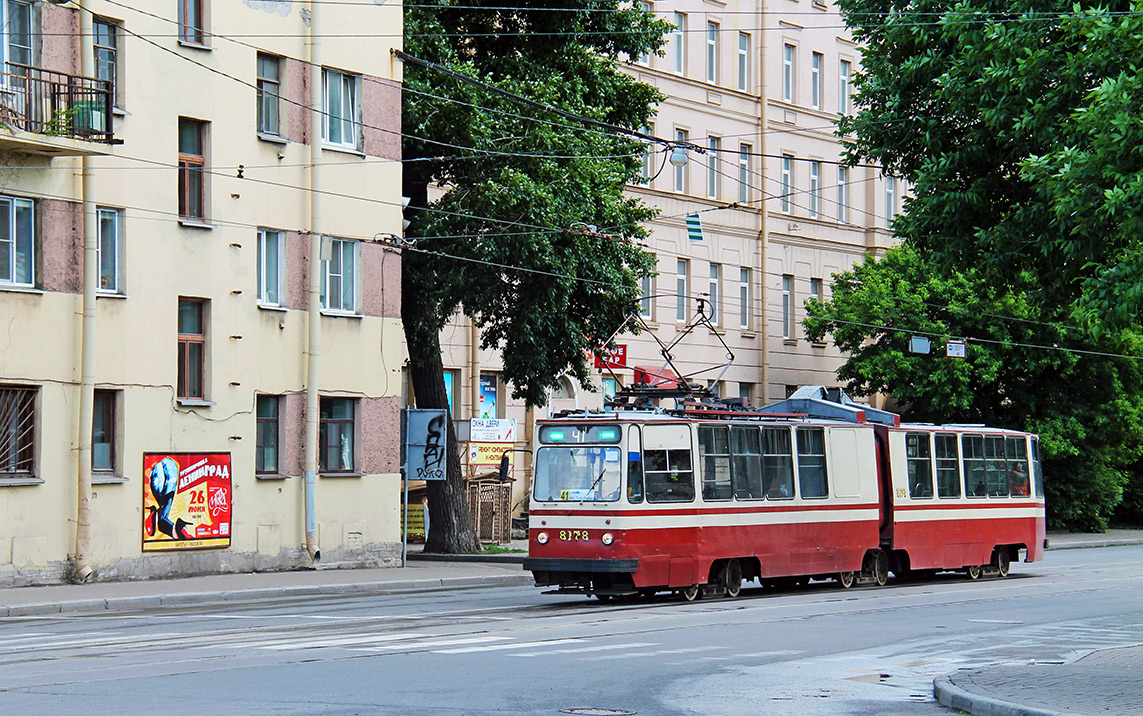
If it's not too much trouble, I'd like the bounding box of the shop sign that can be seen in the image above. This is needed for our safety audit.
[470,418,515,442]
[594,344,627,369]
[469,442,514,466]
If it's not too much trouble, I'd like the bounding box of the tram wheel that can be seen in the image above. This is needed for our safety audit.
[966,564,981,580]
[836,571,855,589]
[873,551,889,587]
[992,547,1011,578]
[722,559,743,598]
[681,585,701,601]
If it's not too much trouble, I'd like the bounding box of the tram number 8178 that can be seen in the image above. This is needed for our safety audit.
[559,530,590,542]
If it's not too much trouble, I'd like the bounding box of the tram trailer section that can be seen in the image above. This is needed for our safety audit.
[521,385,1047,600]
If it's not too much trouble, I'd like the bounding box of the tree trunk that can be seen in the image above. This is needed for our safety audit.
[401,223,481,554]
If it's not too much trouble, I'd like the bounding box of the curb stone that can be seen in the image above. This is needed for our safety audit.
[934,673,1068,716]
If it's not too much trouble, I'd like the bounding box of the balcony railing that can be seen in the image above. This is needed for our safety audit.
[0,63,115,144]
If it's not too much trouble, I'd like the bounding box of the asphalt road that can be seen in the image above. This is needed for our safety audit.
[2,545,1141,716]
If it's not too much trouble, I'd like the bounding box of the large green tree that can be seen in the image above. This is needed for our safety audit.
[837,0,1143,334]
[402,2,666,552]
[805,246,1143,530]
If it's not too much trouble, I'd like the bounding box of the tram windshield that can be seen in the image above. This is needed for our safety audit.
[533,446,623,502]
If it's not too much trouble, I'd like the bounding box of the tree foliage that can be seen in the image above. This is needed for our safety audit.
[401,2,666,551]
[837,0,1143,334]
[805,246,1143,531]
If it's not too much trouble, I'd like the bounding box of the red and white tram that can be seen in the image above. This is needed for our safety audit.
[522,386,1046,599]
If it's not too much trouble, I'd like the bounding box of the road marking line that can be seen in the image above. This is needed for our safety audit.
[258,633,429,650]
[359,636,510,651]
[435,638,585,654]
[510,642,659,657]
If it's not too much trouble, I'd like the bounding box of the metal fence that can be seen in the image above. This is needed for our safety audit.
[0,63,114,143]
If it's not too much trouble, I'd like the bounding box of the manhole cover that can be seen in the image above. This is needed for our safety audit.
[560,710,636,716]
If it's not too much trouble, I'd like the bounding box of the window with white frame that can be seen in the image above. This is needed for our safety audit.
[811,52,823,110]
[782,274,794,339]
[322,68,361,150]
[809,161,821,218]
[257,53,281,137]
[839,59,852,115]
[321,237,358,313]
[0,385,36,478]
[673,128,689,193]
[97,207,123,294]
[639,260,654,319]
[672,12,686,74]
[319,396,355,472]
[780,155,793,212]
[739,267,751,330]
[837,165,849,222]
[708,263,720,326]
[738,144,752,202]
[737,32,750,91]
[707,136,720,198]
[640,124,655,182]
[676,258,689,321]
[257,228,284,306]
[885,175,897,223]
[1,0,33,69]
[1,195,34,287]
[782,44,796,102]
[706,21,719,84]
[636,1,653,65]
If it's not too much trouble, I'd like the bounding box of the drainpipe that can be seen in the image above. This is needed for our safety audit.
[74,1,96,582]
[470,321,480,418]
[302,1,322,562]
[757,5,770,401]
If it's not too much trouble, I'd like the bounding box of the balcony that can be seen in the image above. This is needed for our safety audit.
[0,63,118,157]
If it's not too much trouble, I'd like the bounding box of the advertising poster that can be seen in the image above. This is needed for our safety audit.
[142,452,232,551]
[469,442,514,467]
[479,374,498,419]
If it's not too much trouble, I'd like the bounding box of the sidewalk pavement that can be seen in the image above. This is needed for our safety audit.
[2,531,1141,716]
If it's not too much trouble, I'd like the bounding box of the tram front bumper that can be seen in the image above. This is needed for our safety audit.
[523,558,639,573]
[523,558,639,592]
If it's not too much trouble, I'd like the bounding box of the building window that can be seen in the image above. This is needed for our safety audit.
[321,237,358,313]
[178,118,206,221]
[706,21,719,84]
[780,155,793,212]
[322,68,361,150]
[256,395,279,475]
[708,263,720,326]
[809,160,821,218]
[676,258,689,321]
[672,12,686,74]
[635,1,653,65]
[92,389,116,473]
[673,128,688,193]
[837,165,849,222]
[639,261,654,319]
[178,0,205,45]
[257,53,281,137]
[738,144,752,202]
[839,59,851,115]
[1,0,32,68]
[97,207,122,293]
[782,274,794,339]
[738,383,753,406]
[257,228,284,307]
[811,52,823,109]
[782,43,796,103]
[885,175,897,223]
[739,267,750,330]
[737,32,750,91]
[640,124,655,182]
[707,136,720,198]
[93,17,120,107]
[177,298,206,400]
[0,194,34,287]
[0,385,36,477]
[319,397,355,473]
[810,277,823,305]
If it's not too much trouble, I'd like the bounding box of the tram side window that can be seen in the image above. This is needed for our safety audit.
[1032,438,1044,498]
[698,426,733,501]
[1006,436,1030,497]
[644,448,695,502]
[935,433,961,498]
[963,435,987,497]
[797,427,829,498]
[763,427,795,499]
[628,427,644,504]
[985,435,1008,497]
[906,432,934,498]
[731,426,764,500]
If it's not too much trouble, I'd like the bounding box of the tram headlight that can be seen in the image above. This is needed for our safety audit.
[601,532,614,546]
[536,531,549,545]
